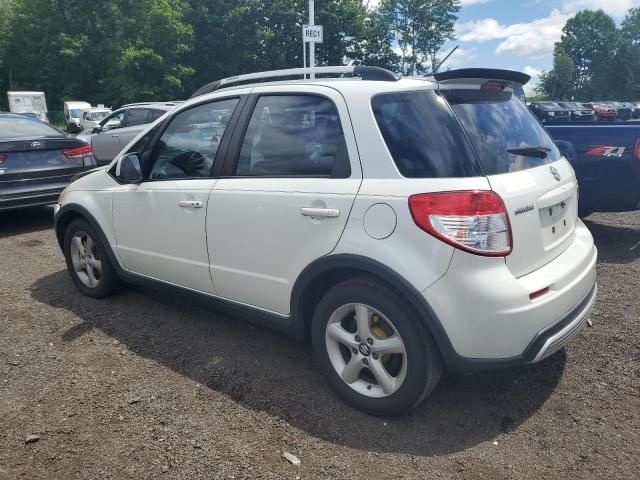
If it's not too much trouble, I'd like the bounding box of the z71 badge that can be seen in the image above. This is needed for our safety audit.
[586,145,626,158]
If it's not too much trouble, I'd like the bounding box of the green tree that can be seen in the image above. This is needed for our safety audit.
[0,0,193,109]
[378,0,460,75]
[538,49,575,100]
[610,8,640,100]
[555,9,617,99]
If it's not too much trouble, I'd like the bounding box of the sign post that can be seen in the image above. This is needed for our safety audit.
[301,1,323,79]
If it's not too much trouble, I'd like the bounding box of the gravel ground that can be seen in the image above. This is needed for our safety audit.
[0,207,638,479]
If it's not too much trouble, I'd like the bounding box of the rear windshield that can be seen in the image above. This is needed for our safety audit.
[371,91,482,178]
[372,89,561,178]
[442,89,561,175]
[0,116,62,139]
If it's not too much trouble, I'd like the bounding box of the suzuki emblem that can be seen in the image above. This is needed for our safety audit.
[550,166,561,182]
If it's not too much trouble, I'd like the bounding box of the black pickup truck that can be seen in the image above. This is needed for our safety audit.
[547,122,640,216]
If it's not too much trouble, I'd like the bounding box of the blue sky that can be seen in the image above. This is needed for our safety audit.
[371,0,640,91]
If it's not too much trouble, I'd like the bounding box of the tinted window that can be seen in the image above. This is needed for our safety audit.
[148,98,239,180]
[126,108,149,127]
[149,109,165,121]
[127,123,162,154]
[443,89,561,175]
[0,116,62,139]
[236,95,350,177]
[372,91,481,178]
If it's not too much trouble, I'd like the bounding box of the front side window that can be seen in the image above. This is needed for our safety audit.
[148,98,239,180]
[102,111,124,129]
[235,95,349,177]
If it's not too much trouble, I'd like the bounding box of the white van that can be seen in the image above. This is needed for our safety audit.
[7,91,49,123]
[64,101,91,132]
[79,107,112,131]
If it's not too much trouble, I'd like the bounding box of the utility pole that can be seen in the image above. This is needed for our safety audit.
[309,0,315,79]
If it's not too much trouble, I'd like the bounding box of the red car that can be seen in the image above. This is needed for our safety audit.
[587,102,617,121]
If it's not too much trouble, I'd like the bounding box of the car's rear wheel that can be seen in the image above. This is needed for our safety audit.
[311,277,442,416]
[64,219,121,298]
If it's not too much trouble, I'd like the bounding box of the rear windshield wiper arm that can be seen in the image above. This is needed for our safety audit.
[506,145,551,158]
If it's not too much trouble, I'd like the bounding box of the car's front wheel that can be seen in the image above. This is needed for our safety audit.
[63,219,121,298]
[312,277,442,416]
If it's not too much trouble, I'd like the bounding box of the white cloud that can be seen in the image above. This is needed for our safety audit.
[443,47,478,69]
[523,66,543,78]
[522,66,544,96]
[456,9,570,58]
[562,0,640,18]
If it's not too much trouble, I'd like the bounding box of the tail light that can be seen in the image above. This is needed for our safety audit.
[409,191,512,257]
[63,145,93,160]
[635,139,640,161]
[0,154,6,164]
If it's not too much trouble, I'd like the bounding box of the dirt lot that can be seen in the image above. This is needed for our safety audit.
[0,207,638,479]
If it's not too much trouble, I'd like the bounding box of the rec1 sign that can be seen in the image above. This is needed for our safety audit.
[303,24,323,43]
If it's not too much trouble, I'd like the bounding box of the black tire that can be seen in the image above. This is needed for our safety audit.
[311,277,443,416]
[63,218,121,298]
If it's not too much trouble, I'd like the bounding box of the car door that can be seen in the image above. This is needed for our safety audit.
[116,108,152,152]
[111,96,243,294]
[92,110,125,164]
[208,86,362,315]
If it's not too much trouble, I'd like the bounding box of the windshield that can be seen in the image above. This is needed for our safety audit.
[70,109,83,118]
[442,89,562,175]
[540,102,560,109]
[91,111,110,121]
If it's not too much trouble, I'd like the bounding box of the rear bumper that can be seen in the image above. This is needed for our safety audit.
[423,220,597,370]
[0,187,64,211]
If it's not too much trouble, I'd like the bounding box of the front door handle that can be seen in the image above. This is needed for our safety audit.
[300,207,340,218]
[178,200,203,209]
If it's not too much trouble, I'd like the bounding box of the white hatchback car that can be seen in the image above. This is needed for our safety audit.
[54,66,597,416]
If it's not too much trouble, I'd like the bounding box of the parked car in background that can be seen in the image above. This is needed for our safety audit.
[625,102,640,119]
[558,102,596,121]
[64,101,91,133]
[611,102,632,121]
[529,101,571,123]
[548,122,640,216]
[587,102,617,121]
[79,108,112,132]
[77,102,178,165]
[0,113,95,211]
[55,67,597,415]
[7,91,49,123]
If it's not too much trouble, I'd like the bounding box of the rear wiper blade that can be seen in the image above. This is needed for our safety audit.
[507,145,551,158]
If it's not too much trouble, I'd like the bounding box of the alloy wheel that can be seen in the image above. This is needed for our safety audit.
[69,231,102,288]
[325,303,407,398]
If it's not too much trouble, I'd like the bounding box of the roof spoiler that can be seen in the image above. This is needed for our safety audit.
[431,68,531,86]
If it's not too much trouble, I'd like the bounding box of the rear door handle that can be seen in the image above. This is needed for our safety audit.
[300,207,340,218]
[178,200,203,209]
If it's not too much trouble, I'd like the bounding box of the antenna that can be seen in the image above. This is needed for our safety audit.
[433,45,459,74]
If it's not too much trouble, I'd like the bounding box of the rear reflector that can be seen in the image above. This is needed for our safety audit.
[409,191,512,256]
[529,287,550,300]
[63,145,93,160]
[0,154,6,164]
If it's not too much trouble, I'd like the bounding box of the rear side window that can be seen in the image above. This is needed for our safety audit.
[443,90,561,175]
[235,95,350,177]
[126,108,149,127]
[372,91,481,178]
[0,117,62,139]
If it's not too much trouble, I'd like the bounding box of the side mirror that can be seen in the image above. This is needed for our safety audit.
[115,153,143,183]
[92,126,102,134]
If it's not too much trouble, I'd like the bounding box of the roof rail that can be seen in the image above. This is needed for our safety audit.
[190,65,400,98]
